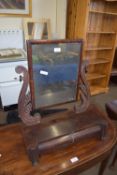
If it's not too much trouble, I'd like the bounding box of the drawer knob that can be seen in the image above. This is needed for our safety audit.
[19,75,23,82]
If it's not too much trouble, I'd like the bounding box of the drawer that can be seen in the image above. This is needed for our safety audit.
[0,60,27,82]
[0,81,23,107]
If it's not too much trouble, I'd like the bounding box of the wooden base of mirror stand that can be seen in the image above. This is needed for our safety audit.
[16,63,108,165]
[21,105,108,165]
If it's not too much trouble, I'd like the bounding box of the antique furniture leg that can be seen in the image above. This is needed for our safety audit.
[27,148,40,166]
[110,147,117,168]
[98,153,111,175]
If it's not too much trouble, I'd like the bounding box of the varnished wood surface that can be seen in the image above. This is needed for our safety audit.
[0,107,117,175]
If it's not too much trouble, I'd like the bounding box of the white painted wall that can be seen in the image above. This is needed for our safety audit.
[56,0,67,39]
[0,0,67,39]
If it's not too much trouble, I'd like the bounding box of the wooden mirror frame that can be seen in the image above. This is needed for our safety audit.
[27,39,83,109]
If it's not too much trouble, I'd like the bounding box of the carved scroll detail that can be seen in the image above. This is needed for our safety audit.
[74,61,90,113]
[16,66,41,126]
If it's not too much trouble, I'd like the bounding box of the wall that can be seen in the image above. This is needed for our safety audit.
[57,0,67,39]
[0,0,67,39]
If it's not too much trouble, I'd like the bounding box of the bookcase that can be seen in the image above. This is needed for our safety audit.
[67,0,117,95]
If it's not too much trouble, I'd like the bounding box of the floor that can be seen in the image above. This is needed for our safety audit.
[91,83,117,112]
[0,82,117,175]
[80,82,117,175]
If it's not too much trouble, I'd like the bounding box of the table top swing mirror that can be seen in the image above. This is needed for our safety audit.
[16,39,108,165]
[28,40,85,109]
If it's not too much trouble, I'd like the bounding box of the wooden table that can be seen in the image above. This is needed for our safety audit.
[0,107,116,175]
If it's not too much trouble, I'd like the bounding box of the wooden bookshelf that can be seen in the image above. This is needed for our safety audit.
[67,0,117,95]
[87,31,116,34]
[85,47,113,51]
[111,48,117,76]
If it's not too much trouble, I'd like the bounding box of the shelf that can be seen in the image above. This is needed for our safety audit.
[90,9,117,16]
[86,73,106,80]
[105,0,117,1]
[85,46,113,51]
[90,86,108,95]
[87,31,116,34]
[89,59,110,65]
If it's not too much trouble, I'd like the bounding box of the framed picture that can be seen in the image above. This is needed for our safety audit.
[0,0,32,17]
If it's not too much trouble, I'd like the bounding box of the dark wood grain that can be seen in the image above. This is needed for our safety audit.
[0,107,116,175]
[22,105,108,165]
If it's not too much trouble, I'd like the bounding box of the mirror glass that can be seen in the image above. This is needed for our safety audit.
[28,40,82,109]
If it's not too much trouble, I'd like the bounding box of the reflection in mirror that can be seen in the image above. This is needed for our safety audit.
[23,18,51,41]
[28,40,83,109]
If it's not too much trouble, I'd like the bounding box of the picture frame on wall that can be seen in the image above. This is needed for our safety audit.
[0,0,32,17]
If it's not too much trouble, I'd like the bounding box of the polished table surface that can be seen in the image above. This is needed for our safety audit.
[0,105,116,175]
